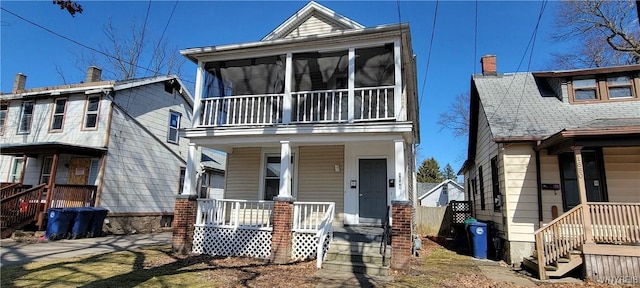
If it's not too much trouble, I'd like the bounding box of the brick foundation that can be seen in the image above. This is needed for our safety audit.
[172,194,198,255]
[391,200,413,270]
[270,197,294,264]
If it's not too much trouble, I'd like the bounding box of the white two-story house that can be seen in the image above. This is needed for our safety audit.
[0,67,194,237]
[173,1,419,271]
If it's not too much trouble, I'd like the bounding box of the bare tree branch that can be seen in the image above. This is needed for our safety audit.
[437,92,470,138]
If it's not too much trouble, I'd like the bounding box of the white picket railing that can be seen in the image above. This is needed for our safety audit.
[293,202,335,232]
[198,86,395,127]
[196,199,274,230]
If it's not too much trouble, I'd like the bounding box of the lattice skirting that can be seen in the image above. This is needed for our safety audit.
[192,226,272,259]
[291,232,332,261]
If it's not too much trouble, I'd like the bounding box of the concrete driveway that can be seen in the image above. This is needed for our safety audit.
[0,232,172,267]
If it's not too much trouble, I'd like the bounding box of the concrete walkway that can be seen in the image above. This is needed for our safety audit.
[0,232,172,267]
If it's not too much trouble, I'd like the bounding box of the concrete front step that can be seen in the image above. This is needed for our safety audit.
[322,260,390,276]
[329,239,389,255]
[325,251,387,266]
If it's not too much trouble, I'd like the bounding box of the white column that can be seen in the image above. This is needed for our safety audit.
[348,48,355,123]
[282,52,292,124]
[191,61,206,128]
[394,139,407,201]
[278,140,292,198]
[394,39,402,121]
[182,143,200,195]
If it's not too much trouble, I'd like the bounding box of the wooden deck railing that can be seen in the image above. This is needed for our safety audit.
[534,204,586,279]
[0,184,46,230]
[50,184,97,208]
[1,182,19,189]
[1,184,33,199]
[589,202,640,244]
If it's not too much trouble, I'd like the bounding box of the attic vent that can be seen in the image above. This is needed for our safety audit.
[165,80,175,94]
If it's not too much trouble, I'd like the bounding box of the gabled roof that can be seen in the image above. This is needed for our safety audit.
[471,66,640,140]
[462,64,640,173]
[417,179,464,200]
[1,75,193,107]
[262,1,364,41]
[201,148,226,172]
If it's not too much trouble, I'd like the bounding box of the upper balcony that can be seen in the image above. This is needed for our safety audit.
[193,43,409,128]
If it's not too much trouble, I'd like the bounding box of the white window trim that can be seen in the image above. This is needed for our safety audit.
[83,95,101,129]
[258,147,298,200]
[10,157,24,182]
[18,101,34,134]
[50,98,68,132]
[167,110,181,144]
[0,102,8,136]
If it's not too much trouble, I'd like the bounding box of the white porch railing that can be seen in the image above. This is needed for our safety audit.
[198,86,395,127]
[293,201,335,268]
[196,199,274,229]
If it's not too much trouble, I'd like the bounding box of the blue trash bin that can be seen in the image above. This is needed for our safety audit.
[468,222,488,259]
[87,207,108,238]
[68,207,94,239]
[45,208,74,241]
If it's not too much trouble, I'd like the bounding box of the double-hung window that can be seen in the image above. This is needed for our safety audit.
[84,96,100,129]
[50,98,67,131]
[0,103,8,135]
[18,101,34,134]
[167,111,180,144]
[572,78,598,101]
[607,76,634,99]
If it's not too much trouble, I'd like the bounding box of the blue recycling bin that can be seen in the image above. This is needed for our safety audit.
[468,222,488,259]
[45,208,74,241]
[87,207,108,238]
[68,207,95,239]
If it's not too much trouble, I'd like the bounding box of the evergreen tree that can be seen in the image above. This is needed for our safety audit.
[417,157,444,183]
[442,163,457,180]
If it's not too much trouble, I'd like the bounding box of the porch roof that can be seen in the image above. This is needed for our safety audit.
[0,142,107,157]
[536,118,640,154]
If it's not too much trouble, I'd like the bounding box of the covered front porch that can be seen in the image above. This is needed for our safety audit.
[526,123,640,280]
[0,143,104,237]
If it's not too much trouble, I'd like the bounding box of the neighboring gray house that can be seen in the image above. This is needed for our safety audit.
[460,56,640,280]
[0,67,194,236]
[417,179,464,207]
[199,148,226,199]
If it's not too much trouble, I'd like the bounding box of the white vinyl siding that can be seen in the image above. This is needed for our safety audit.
[225,147,261,200]
[297,145,344,225]
[284,14,342,39]
[503,144,539,242]
[603,147,640,203]
[539,151,563,223]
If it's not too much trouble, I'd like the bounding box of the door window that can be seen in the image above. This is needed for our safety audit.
[558,150,606,211]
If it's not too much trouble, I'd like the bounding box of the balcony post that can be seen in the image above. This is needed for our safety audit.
[192,61,206,127]
[348,48,355,122]
[182,143,200,196]
[572,146,593,243]
[278,140,292,199]
[394,39,402,121]
[282,53,292,124]
[394,139,407,201]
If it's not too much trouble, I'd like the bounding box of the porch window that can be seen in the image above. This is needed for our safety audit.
[264,156,280,201]
[10,157,24,182]
[18,101,34,134]
[0,103,7,135]
[204,55,285,97]
[50,98,67,131]
[355,44,395,119]
[83,96,100,129]
[293,51,348,91]
[167,110,180,144]
[40,156,53,184]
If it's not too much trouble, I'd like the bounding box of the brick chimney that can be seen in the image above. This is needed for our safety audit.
[85,66,102,83]
[12,73,26,93]
[481,55,497,76]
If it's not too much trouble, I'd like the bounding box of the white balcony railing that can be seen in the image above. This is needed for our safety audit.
[199,86,395,127]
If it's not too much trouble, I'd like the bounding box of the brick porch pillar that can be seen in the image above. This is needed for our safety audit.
[391,200,413,270]
[270,196,294,264]
[172,194,198,255]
